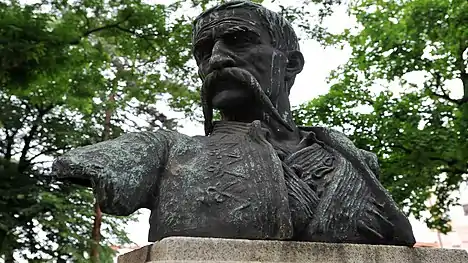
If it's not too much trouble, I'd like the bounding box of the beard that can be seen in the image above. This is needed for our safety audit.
[201,67,293,135]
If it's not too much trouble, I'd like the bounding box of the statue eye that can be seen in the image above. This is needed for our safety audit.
[194,41,213,62]
[199,49,212,61]
[223,31,253,47]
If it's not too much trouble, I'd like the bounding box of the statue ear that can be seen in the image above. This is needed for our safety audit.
[285,50,304,80]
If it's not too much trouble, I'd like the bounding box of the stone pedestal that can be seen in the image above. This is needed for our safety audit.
[118,237,468,263]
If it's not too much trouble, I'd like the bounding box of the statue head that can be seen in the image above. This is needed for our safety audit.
[192,1,304,135]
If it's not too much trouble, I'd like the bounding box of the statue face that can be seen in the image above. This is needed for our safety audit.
[193,9,289,121]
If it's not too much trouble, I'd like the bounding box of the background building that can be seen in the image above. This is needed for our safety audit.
[413,183,468,251]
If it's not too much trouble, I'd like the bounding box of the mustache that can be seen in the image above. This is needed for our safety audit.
[201,67,293,135]
[202,67,251,99]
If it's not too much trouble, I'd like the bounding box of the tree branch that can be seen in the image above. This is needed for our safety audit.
[115,25,159,39]
[391,144,460,167]
[114,25,159,52]
[30,160,53,166]
[18,105,54,172]
[2,99,30,160]
[4,131,15,161]
[363,98,374,106]
[430,91,464,104]
[82,20,127,38]
[456,41,468,101]
[428,72,468,105]
[439,167,467,176]
[27,146,74,163]
[69,13,134,44]
[3,125,25,161]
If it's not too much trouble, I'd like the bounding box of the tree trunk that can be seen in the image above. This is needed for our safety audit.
[90,93,115,263]
[90,201,102,263]
[3,248,15,263]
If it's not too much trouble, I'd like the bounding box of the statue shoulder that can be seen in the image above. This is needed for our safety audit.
[299,125,352,146]
[299,126,380,178]
[146,128,194,145]
[150,129,206,154]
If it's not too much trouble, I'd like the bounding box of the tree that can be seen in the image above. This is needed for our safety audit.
[294,0,468,233]
[0,0,198,261]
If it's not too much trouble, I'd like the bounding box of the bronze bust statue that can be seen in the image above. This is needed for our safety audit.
[52,1,415,246]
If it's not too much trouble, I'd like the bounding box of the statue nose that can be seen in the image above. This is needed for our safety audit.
[209,41,236,71]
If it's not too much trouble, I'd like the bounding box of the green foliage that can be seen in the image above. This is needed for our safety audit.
[0,0,200,261]
[295,0,468,233]
[272,0,343,40]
